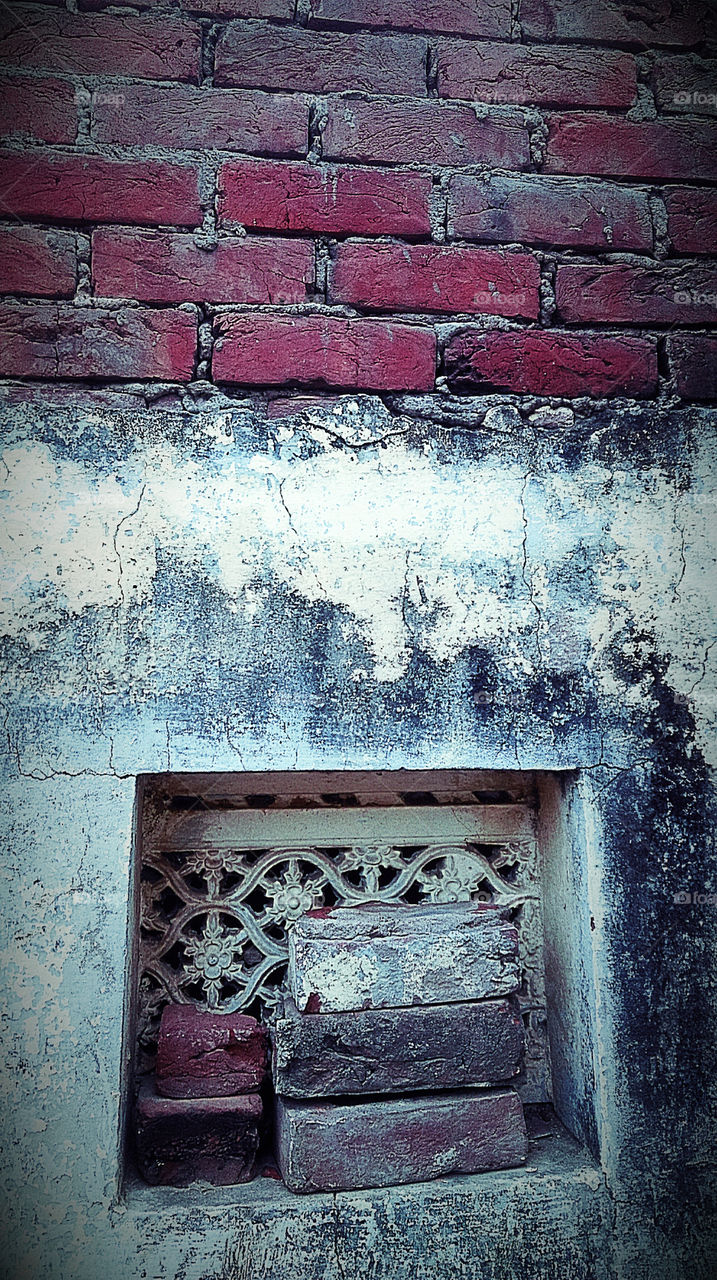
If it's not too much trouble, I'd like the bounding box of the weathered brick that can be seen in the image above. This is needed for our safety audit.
[329,242,539,318]
[215,21,426,95]
[323,96,530,167]
[668,334,717,400]
[289,902,519,1014]
[156,1005,267,1099]
[0,226,76,297]
[213,314,436,390]
[0,153,202,226]
[448,173,653,251]
[135,1082,262,1186]
[218,160,431,235]
[665,187,717,254]
[651,56,717,115]
[92,229,313,304]
[276,1088,528,1193]
[0,7,201,81]
[545,115,717,182]
[445,329,658,398]
[273,996,524,1098]
[307,0,510,37]
[556,263,717,325]
[91,83,309,155]
[0,302,196,381]
[520,0,712,48]
[0,75,78,145]
[436,41,636,107]
[81,0,293,12]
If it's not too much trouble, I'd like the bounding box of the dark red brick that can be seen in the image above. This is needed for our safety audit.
[135,1081,262,1186]
[0,153,202,226]
[218,160,431,235]
[665,187,717,254]
[668,334,717,400]
[215,21,426,95]
[445,329,658,398]
[0,302,196,380]
[156,1005,268,1099]
[520,0,712,49]
[323,96,530,167]
[545,115,717,182]
[307,0,510,37]
[556,263,717,325]
[81,0,292,12]
[0,74,78,145]
[651,56,717,115]
[448,173,653,251]
[0,226,76,297]
[213,314,436,390]
[0,7,201,81]
[329,242,539,318]
[436,41,636,107]
[92,83,309,155]
[92,229,313,304]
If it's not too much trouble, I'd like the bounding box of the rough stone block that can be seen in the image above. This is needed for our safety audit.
[289,902,519,1013]
[135,1081,262,1185]
[276,1087,528,1192]
[156,1004,268,1098]
[273,995,524,1097]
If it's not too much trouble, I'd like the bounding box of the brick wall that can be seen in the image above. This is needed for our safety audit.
[1,0,716,399]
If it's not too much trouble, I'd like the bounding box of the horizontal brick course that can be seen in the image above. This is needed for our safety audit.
[545,115,717,182]
[323,96,530,167]
[0,226,77,298]
[329,241,540,318]
[213,313,436,389]
[519,0,712,48]
[445,329,659,397]
[664,187,717,254]
[651,56,717,115]
[0,75,79,145]
[0,153,202,227]
[0,302,196,380]
[556,263,717,325]
[307,0,511,38]
[215,21,427,95]
[667,334,717,399]
[92,229,313,304]
[0,6,201,81]
[436,41,636,107]
[80,0,293,10]
[218,160,431,235]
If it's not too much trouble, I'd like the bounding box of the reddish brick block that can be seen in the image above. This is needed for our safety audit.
[323,96,530,167]
[0,153,202,226]
[215,21,426,95]
[135,1081,262,1186]
[0,7,201,81]
[445,329,658,398]
[92,229,313,304]
[0,75,78,145]
[436,41,636,108]
[92,83,309,155]
[520,0,711,48]
[329,242,539,318]
[218,160,431,235]
[0,302,196,381]
[668,335,717,400]
[0,226,76,297]
[556,263,717,325]
[651,56,717,115]
[213,314,436,390]
[448,173,653,251]
[156,1005,268,1099]
[545,115,717,182]
[665,187,717,254]
[307,0,511,37]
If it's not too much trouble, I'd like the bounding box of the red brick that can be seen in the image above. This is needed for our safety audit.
[436,41,636,108]
[92,229,313,304]
[665,187,717,254]
[307,0,510,37]
[156,1005,268,1099]
[213,314,436,390]
[330,242,539,318]
[520,0,712,48]
[445,329,658,398]
[544,115,717,182]
[0,226,76,297]
[215,22,426,95]
[667,334,717,400]
[0,302,196,380]
[323,96,530,167]
[92,83,308,155]
[0,153,202,226]
[651,56,717,115]
[0,75,78,145]
[448,173,653,251]
[218,160,431,235]
[556,263,717,325]
[0,7,200,81]
[135,1082,262,1186]
[81,0,292,12]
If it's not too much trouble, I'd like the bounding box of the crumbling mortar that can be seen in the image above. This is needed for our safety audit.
[509,0,522,41]
[425,42,439,98]
[627,83,658,122]
[524,110,548,170]
[74,232,92,302]
[429,172,449,243]
[200,22,219,87]
[308,98,326,162]
[538,254,557,326]
[193,304,214,381]
[649,193,670,259]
